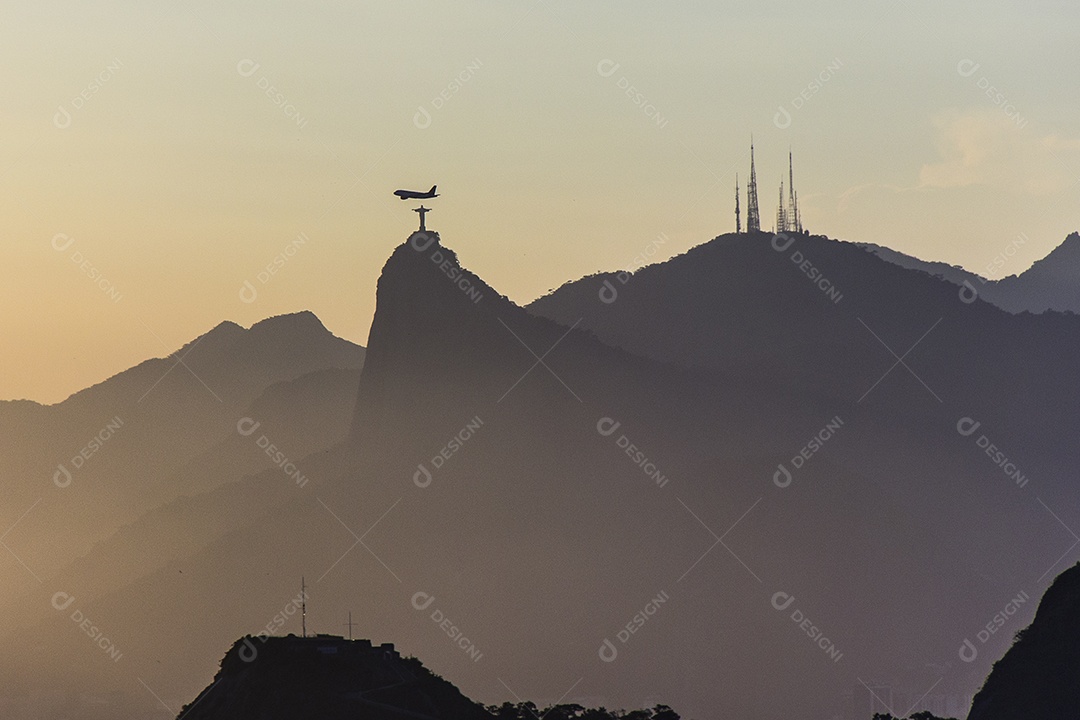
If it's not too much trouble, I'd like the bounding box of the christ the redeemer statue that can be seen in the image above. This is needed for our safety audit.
[413,205,431,232]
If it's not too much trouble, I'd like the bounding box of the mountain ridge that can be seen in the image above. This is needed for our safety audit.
[857,231,1080,315]
[0,310,365,593]
[3,230,1079,719]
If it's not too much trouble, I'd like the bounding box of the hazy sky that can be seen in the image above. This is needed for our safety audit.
[3,0,1078,403]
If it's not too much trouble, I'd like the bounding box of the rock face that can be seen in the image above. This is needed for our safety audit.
[967,562,1080,720]
[177,635,493,720]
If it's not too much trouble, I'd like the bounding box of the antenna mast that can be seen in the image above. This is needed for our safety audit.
[788,151,797,231]
[747,139,760,232]
[735,174,741,233]
[301,577,307,638]
[777,180,787,233]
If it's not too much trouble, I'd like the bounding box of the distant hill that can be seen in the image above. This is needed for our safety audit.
[0,312,365,720]
[0,310,363,579]
[859,232,1080,314]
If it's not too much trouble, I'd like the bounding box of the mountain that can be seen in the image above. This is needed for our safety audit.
[0,310,363,580]
[859,232,1080,314]
[176,635,493,720]
[4,230,1080,720]
[523,230,1080,713]
[992,232,1080,313]
[178,634,680,720]
[0,312,365,719]
[967,562,1080,720]
[525,231,1080,464]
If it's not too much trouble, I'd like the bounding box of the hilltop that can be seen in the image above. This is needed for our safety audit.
[177,635,491,720]
[178,635,680,720]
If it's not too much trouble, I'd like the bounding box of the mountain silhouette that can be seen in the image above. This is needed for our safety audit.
[967,562,1080,720]
[526,231,1080,470]
[860,232,1080,314]
[0,312,364,720]
[177,635,493,720]
[992,232,1080,313]
[3,232,1079,719]
[178,634,680,720]
[0,309,363,578]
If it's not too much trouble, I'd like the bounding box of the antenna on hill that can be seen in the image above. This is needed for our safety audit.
[789,150,803,233]
[747,138,760,232]
[777,178,786,233]
[735,173,741,233]
[302,577,307,638]
[344,611,356,641]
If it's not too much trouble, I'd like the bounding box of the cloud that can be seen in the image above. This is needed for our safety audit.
[1042,134,1080,152]
[918,110,1080,194]
[835,182,909,214]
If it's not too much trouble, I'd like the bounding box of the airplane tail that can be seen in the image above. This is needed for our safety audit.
[429,185,437,194]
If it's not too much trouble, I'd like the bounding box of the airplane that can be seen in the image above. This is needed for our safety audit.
[393,185,438,200]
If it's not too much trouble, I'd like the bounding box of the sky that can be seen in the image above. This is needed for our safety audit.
[2,0,1078,403]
